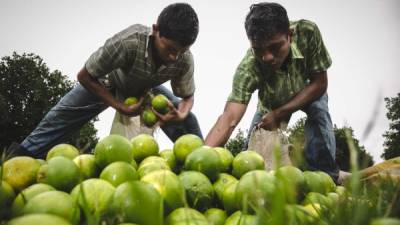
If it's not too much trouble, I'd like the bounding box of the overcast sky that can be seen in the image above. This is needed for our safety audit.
[1,0,399,163]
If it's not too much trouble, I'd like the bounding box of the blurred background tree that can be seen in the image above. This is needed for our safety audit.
[381,93,400,160]
[287,118,374,171]
[0,52,98,152]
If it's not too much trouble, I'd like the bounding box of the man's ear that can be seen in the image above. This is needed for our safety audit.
[152,24,159,35]
[288,28,294,43]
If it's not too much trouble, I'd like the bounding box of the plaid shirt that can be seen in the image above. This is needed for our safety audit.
[85,24,195,100]
[228,20,332,113]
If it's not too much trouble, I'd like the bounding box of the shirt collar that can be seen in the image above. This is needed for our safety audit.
[145,31,152,58]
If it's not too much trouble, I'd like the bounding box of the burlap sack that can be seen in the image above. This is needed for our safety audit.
[109,111,155,139]
[247,128,292,171]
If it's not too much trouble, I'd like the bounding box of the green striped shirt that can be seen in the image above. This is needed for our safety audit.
[85,24,195,100]
[228,20,332,113]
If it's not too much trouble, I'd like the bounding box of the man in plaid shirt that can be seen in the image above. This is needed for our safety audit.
[10,3,202,158]
[206,2,339,181]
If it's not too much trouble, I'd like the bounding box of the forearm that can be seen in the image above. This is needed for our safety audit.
[77,67,122,110]
[275,72,327,117]
[177,95,194,118]
[205,114,237,147]
[205,102,247,147]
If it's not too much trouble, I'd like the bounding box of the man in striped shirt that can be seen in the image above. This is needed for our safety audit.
[11,3,203,158]
[206,2,339,181]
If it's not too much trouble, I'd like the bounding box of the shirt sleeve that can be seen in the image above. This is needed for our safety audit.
[171,52,195,98]
[85,33,131,79]
[227,51,258,104]
[304,21,332,74]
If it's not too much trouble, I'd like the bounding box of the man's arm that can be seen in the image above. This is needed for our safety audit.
[77,67,143,116]
[155,95,194,123]
[205,102,248,147]
[258,71,328,130]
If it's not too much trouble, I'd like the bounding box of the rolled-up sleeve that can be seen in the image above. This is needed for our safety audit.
[227,53,258,105]
[171,53,195,98]
[304,21,332,74]
[85,33,129,79]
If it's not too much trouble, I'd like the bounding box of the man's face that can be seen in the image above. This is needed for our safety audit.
[251,32,291,71]
[152,26,190,64]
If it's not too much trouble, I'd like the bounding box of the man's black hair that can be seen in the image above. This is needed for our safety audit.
[245,2,290,43]
[157,3,199,46]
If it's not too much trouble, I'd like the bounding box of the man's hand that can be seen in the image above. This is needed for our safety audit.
[152,101,186,125]
[256,110,290,130]
[116,96,145,116]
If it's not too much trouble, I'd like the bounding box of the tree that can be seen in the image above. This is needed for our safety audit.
[381,93,400,160]
[288,118,374,171]
[225,129,247,156]
[0,52,98,152]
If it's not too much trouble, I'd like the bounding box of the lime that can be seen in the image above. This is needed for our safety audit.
[178,171,214,211]
[159,149,177,172]
[231,151,265,178]
[165,207,209,225]
[140,170,185,214]
[100,161,138,187]
[124,96,138,106]
[11,183,55,217]
[235,170,276,212]
[37,156,80,192]
[46,144,79,161]
[131,134,159,163]
[22,191,80,224]
[70,178,115,217]
[221,181,239,214]
[3,156,41,191]
[94,134,134,168]
[152,94,169,114]
[0,181,15,219]
[73,154,100,180]
[184,146,222,181]
[141,108,158,127]
[224,211,258,225]
[173,134,204,164]
[111,181,163,225]
[213,173,237,206]
[214,147,234,173]
[204,208,227,225]
[6,214,72,225]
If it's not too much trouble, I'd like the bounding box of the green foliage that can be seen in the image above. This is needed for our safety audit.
[0,52,98,152]
[225,129,247,156]
[381,93,400,160]
[287,118,374,171]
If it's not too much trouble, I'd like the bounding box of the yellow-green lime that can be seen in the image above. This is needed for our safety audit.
[22,191,80,224]
[100,161,138,187]
[111,181,163,225]
[173,134,204,164]
[37,156,80,192]
[73,154,100,180]
[231,150,265,178]
[151,94,169,114]
[94,134,134,168]
[46,144,79,161]
[124,96,138,106]
[140,170,185,214]
[204,208,227,225]
[2,156,41,191]
[11,183,55,217]
[178,171,214,212]
[184,146,222,181]
[131,134,159,163]
[6,214,72,225]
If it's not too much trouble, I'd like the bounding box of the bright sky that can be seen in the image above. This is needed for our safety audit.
[1,0,399,163]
